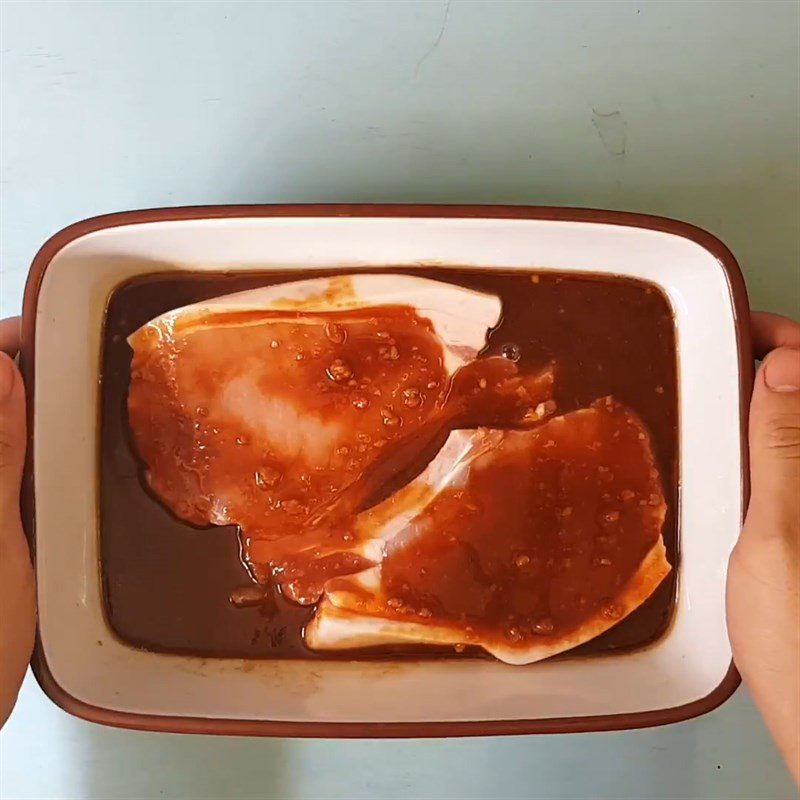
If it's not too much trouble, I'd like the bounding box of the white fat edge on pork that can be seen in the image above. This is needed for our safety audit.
[348,427,503,563]
[306,539,670,665]
[127,273,502,374]
[279,428,501,568]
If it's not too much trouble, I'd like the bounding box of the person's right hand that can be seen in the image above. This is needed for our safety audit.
[727,311,800,784]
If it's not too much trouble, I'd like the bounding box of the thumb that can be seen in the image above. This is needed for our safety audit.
[0,352,26,516]
[745,346,800,540]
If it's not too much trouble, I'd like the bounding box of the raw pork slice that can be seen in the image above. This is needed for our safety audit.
[306,398,671,664]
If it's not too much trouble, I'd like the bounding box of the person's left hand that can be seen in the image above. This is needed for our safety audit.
[0,316,36,727]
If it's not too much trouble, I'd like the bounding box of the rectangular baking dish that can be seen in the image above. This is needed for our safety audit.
[21,205,751,736]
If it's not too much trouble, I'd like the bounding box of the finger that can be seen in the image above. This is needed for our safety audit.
[0,352,26,514]
[743,346,800,543]
[0,317,21,358]
[751,312,800,360]
[0,350,34,727]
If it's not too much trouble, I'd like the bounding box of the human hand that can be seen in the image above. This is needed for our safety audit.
[728,311,800,784]
[0,316,36,728]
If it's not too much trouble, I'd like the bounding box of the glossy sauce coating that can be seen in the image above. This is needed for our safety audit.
[369,400,666,649]
[128,305,449,594]
[101,269,677,658]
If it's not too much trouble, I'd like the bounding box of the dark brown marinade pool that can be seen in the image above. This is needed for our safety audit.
[100,268,678,660]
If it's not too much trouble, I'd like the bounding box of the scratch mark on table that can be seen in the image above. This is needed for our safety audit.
[591,108,627,157]
[415,0,452,79]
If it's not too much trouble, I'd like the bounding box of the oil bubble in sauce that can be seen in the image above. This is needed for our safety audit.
[501,342,521,362]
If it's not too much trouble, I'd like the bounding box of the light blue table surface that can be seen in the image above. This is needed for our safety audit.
[1,2,798,799]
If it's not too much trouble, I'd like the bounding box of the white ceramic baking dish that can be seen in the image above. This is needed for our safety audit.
[21,205,751,736]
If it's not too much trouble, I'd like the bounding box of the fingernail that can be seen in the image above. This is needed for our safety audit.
[0,352,16,400]
[764,347,800,392]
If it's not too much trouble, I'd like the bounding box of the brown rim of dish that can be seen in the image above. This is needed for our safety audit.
[20,204,751,737]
